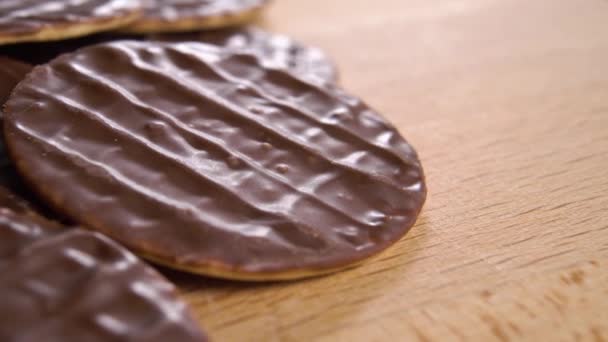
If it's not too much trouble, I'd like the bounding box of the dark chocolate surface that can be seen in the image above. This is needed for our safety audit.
[0,57,40,212]
[153,27,338,84]
[0,209,66,266]
[0,0,140,37]
[138,0,267,22]
[0,209,207,342]
[0,56,31,104]
[4,40,426,277]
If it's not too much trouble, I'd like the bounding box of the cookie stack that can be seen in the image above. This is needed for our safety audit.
[0,1,426,340]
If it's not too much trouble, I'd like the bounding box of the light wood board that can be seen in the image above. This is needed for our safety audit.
[168,0,608,340]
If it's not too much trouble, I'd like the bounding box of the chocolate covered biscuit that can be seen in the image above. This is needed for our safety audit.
[0,209,208,341]
[4,41,426,281]
[0,0,141,45]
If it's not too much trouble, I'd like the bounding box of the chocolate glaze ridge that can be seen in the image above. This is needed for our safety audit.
[0,28,337,85]
[0,209,207,341]
[4,41,426,277]
[152,27,338,84]
[0,0,140,37]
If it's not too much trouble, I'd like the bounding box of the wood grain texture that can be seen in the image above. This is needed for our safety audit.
[166,0,608,340]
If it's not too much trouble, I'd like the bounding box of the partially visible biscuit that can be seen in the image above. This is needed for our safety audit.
[0,209,208,341]
[0,208,67,263]
[152,27,338,84]
[0,57,40,213]
[0,0,141,45]
[121,0,270,34]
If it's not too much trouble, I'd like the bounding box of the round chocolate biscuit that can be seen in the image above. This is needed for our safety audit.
[0,0,142,45]
[4,41,426,281]
[0,209,208,342]
[152,27,338,84]
[122,0,270,34]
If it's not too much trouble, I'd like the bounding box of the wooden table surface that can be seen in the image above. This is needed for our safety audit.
[167,1,608,340]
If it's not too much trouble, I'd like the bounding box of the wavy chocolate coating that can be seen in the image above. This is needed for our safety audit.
[152,27,338,84]
[0,28,337,84]
[0,0,140,36]
[4,41,426,277]
[0,209,207,342]
[138,0,266,22]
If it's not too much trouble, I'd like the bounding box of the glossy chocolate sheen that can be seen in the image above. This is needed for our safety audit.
[0,0,140,36]
[0,209,66,266]
[4,41,426,277]
[152,27,338,84]
[0,209,207,341]
[138,0,267,22]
